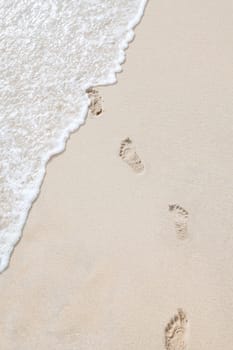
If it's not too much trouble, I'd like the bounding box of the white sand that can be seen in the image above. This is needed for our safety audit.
[0,0,233,349]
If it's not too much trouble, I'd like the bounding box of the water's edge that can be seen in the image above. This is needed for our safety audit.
[1,0,148,273]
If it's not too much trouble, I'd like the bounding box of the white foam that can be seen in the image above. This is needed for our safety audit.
[0,0,147,272]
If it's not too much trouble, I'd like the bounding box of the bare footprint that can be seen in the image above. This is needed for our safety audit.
[119,138,144,174]
[87,88,103,117]
[169,204,189,240]
[165,309,189,350]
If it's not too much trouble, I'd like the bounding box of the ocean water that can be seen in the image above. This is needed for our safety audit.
[0,0,147,272]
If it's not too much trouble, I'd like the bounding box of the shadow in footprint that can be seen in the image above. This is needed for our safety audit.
[119,137,144,174]
[169,204,189,240]
[165,309,189,350]
[87,88,103,117]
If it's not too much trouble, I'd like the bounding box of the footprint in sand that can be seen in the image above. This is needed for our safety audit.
[169,204,189,240]
[165,309,189,350]
[87,88,103,117]
[119,137,144,174]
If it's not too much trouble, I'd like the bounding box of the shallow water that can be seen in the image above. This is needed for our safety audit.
[0,0,147,272]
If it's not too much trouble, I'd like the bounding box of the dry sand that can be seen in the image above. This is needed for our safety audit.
[0,0,233,349]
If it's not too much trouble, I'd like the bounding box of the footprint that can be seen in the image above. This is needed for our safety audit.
[119,138,144,174]
[169,204,189,240]
[87,88,103,117]
[165,309,189,350]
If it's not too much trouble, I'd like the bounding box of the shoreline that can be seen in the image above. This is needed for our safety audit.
[0,0,148,274]
[0,0,233,349]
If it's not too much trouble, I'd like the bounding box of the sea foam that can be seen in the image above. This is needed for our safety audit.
[0,0,147,272]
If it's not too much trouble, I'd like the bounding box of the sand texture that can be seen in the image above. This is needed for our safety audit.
[0,0,233,349]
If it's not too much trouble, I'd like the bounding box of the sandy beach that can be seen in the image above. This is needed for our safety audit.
[0,0,233,349]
